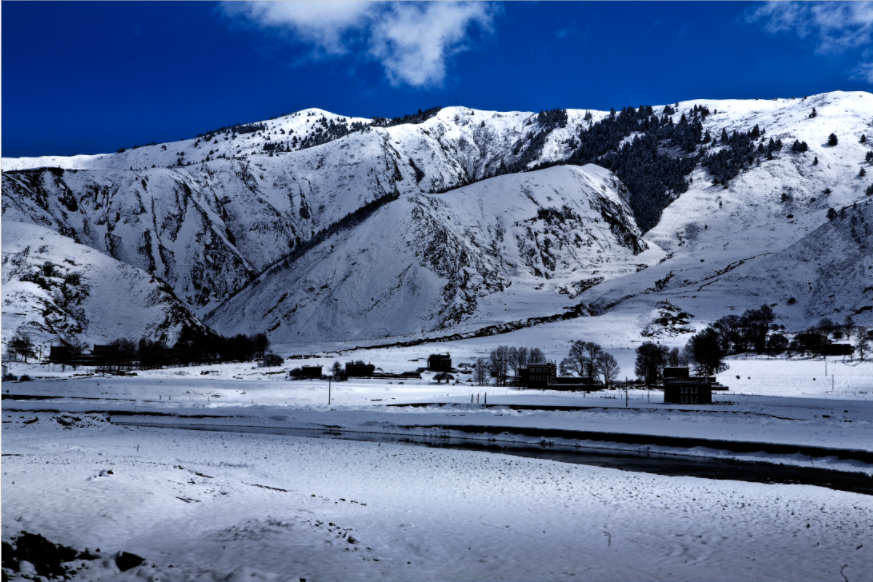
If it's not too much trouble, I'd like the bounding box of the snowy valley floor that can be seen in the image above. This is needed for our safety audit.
[2,356,872,581]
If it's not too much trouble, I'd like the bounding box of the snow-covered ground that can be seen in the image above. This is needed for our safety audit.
[3,411,872,581]
[4,354,872,459]
[4,353,872,581]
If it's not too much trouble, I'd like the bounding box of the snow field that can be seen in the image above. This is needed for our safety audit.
[2,416,871,581]
[4,353,873,461]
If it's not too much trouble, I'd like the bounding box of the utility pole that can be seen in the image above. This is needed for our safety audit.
[328,377,332,406]
[625,383,628,408]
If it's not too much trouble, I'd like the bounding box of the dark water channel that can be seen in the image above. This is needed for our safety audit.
[115,421,873,496]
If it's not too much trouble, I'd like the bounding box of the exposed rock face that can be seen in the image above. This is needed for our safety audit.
[2,221,209,346]
[205,165,647,343]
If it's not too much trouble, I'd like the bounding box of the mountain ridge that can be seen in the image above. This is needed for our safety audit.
[4,91,872,348]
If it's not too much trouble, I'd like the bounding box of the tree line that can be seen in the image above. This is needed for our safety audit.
[471,346,548,386]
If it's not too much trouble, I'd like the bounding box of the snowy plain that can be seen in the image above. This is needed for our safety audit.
[4,349,873,581]
[3,406,873,582]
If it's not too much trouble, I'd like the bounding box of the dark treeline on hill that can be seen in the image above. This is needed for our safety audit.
[199,122,267,142]
[371,107,442,128]
[99,332,271,369]
[292,116,369,152]
[263,108,442,153]
[492,105,715,230]
[709,304,780,354]
[490,104,803,232]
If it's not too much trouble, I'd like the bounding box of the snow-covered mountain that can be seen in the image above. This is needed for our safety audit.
[3,91,872,348]
[1,222,209,347]
[206,165,649,343]
[1,106,601,317]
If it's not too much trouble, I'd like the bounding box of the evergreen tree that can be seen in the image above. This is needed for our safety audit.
[861,168,867,178]
[813,156,819,165]
[828,133,838,146]
[827,207,837,220]
[809,108,817,118]
[862,135,868,143]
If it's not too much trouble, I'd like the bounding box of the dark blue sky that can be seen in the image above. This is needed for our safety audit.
[3,1,870,157]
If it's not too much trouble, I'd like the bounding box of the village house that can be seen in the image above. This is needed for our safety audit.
[527,362,556,388]
[661,367,729,404]
[345,361,375,377]
[428,353,452,372]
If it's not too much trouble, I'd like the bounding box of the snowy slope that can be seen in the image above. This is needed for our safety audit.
[1,222,209,348]
[0,107,600,316]
[581,92,873,332]
[205,165,649,343]
[4,92,873,346]
[698,198,873,322]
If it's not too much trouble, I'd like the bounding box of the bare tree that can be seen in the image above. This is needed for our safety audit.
[667,347,680,367]
[562,341,585,376]
[596,352,621,388]
[529,348,546,364]
[582,342,603,379]
[559,357,574,376]
[474,358,489,386]
[844,315,856,337]
[488,346,511,386]
[856,327,871,361]
[8,332,35,363]
[509,347,530,382]
[564,341,603,379]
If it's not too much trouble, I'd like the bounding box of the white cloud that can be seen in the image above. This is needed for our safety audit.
[748,1,873,53]
[222,1,496,88]
[370,2,494,87]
